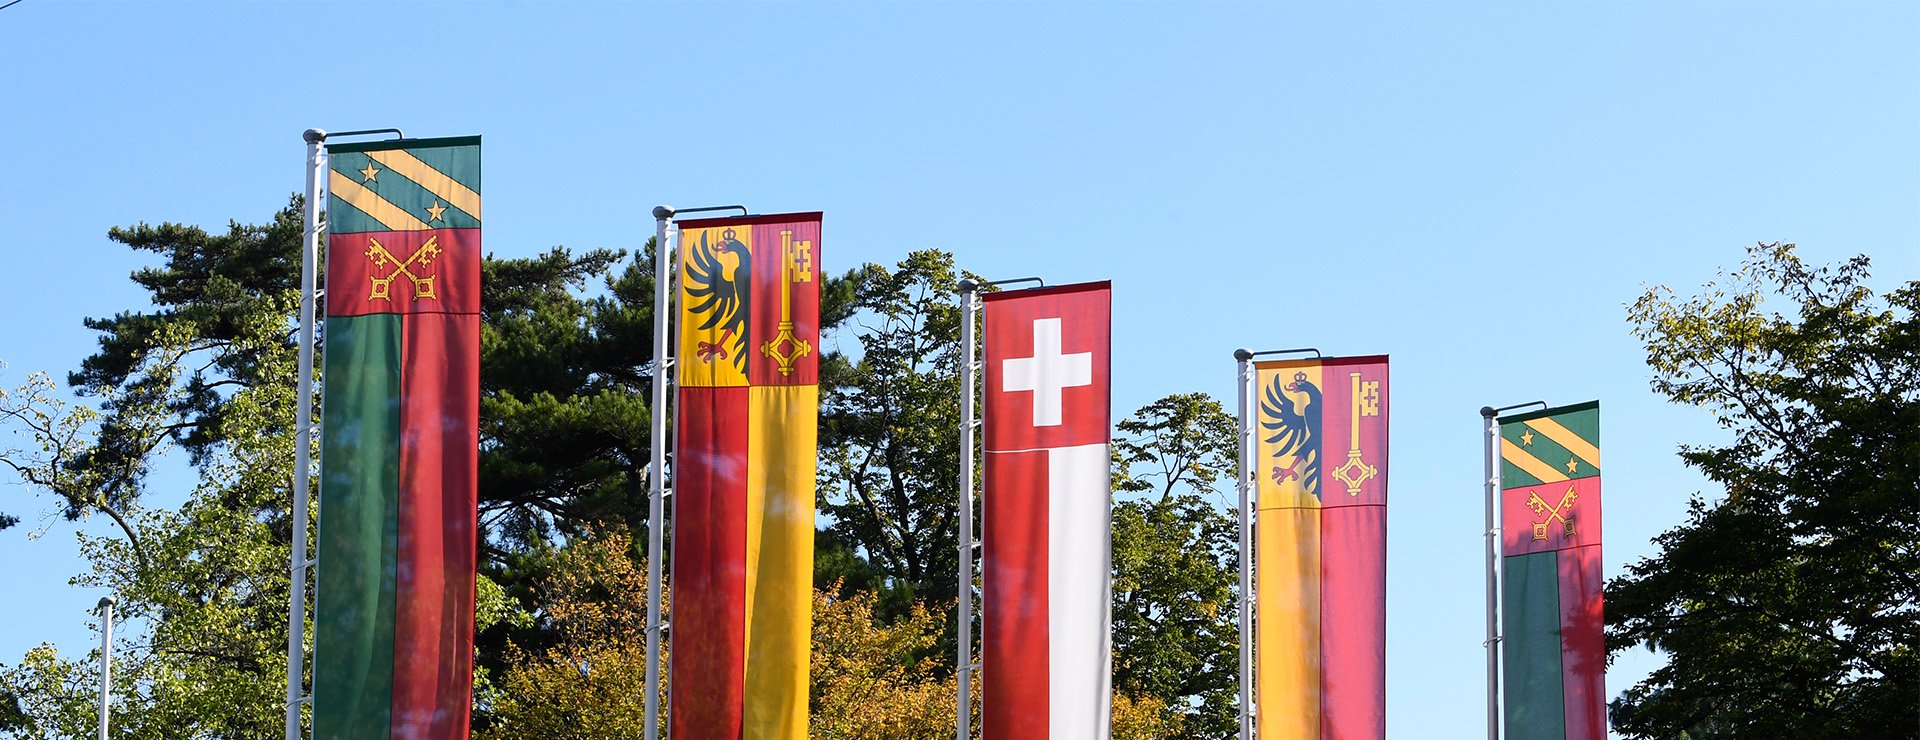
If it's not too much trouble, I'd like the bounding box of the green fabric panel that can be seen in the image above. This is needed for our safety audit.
[314,314,402,739]
[328,152,481,231]
[389,141,480,193]
[1500,402,1601,488]
[1503,551,1567,740]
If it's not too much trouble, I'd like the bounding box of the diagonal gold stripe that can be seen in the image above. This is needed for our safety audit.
[329,172,430,231]
[1526,417,1600,468]
[366,150,482,220]
[1501,442,1569,483]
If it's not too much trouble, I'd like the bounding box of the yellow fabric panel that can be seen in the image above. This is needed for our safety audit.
[366,149,483,220]
[743,385,817,740]
[1256,362,1325,510]
[328,171,430,231]
[1500,441,1569,484]
[678,225,752,388]
[1257,508,1322,740]
[1525,416,1601,468]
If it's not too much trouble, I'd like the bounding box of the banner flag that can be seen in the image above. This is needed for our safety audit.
[1253,355,1389,740]
[1500,401,1604,740]
[671,212,822,740]
[315,136,481,740]
[982,281,1113,740]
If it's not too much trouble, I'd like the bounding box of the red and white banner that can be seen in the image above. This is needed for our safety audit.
[982,281,1113,740]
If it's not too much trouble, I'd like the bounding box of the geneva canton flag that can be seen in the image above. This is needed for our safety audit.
[1254,355,1389,740]
[983,281,1113,740]
[315,136,481,739]
[1500,401,1604,740]
[672,212,822,739]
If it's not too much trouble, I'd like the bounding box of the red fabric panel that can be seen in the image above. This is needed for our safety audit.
[1502,477,1603,556]
[327,229,482,317]
[984,448,1050,739]
[982,282,1111,451]
[746,218,821,386]
[1316,356,1387,739]
[1559,543,1606,740]
[1319,503,1386,739]
[672,386,749,739]
[391,313,478,739]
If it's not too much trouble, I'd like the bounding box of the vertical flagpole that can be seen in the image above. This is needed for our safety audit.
[1481,406,1501,740]
[1234,349,1256,740]
[955,279,981,740]
[97,596,114,740]
[285,127,325,740]
[645,206,675,740]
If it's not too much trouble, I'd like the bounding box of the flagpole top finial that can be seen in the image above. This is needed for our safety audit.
[957,278,979,293]
[303,128,326,144]
[652,205,675,220]
[1234,348,1254,361]
[1480,406,1498,418]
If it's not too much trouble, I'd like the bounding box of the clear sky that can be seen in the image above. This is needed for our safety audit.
[1,2,1915,737]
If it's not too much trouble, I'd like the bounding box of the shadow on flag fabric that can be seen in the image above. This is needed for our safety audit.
[1253,356,1388,740]
[982,281,1113,740]
[1500,401,1604,740]
[671,212,821,740]
[314,136,480,740]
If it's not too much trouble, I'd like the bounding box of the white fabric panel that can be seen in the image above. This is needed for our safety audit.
[1047,442,1113,740]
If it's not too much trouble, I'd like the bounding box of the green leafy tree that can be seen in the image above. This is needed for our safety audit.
[1608,243,1920,737]
[817,249,976,613]
[1110,393,1241,738]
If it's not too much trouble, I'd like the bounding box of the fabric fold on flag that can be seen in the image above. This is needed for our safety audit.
[315,135,480,740]
[1500,400,1604,740]
[671,212,822,740]
[1253,355,1389,740]
[982,281,1113,740]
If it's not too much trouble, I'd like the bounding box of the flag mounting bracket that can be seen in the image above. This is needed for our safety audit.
[1238,347,1321,360]
[1480,401,1548,419]
[304,127,407,143]
[961,276,1047,292]
[652,204,751,220]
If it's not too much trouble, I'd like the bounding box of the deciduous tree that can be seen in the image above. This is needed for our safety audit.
[1609,243,1920,737]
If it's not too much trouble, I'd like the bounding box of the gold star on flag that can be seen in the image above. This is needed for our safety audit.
[1566,457,1579,474]
[426,201,447,223]
[1520,430,1535,446]
[359,162,379,182]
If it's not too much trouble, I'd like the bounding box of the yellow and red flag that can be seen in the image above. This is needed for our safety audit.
[671,212,821,739]
[1254,355,1388,740]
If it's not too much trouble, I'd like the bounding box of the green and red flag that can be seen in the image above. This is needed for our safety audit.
[1499,401,1603,740]
[315,136,480,740]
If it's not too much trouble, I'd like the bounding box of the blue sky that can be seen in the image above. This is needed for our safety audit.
[1,2,1915,737]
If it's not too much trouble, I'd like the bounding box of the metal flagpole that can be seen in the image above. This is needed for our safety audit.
[1481,406,1501,740]
[97,596,114,740]
[286,127,326,740]
[645,206,674,740]
[955,279,981,740]
[1480,401,1542,740]
[1234,349,1256,740]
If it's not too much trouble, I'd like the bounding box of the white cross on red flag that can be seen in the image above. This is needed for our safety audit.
[982,281,1113,740]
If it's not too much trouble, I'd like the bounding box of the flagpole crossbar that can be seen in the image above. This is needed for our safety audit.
[652,205,750,220]
[305,128,407,144]
[1481,401,1548,419]
[960,277,1046,293]
[1240,347,1322,360]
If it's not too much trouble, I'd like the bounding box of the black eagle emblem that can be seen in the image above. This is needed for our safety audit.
[683,227,751,375]
[1261,371,1323,499]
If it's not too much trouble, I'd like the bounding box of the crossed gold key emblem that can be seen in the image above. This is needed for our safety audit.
[365,235,442,302]
[1527,484,1578,541]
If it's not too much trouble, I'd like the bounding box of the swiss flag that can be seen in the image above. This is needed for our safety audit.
[982,282,1112,740]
